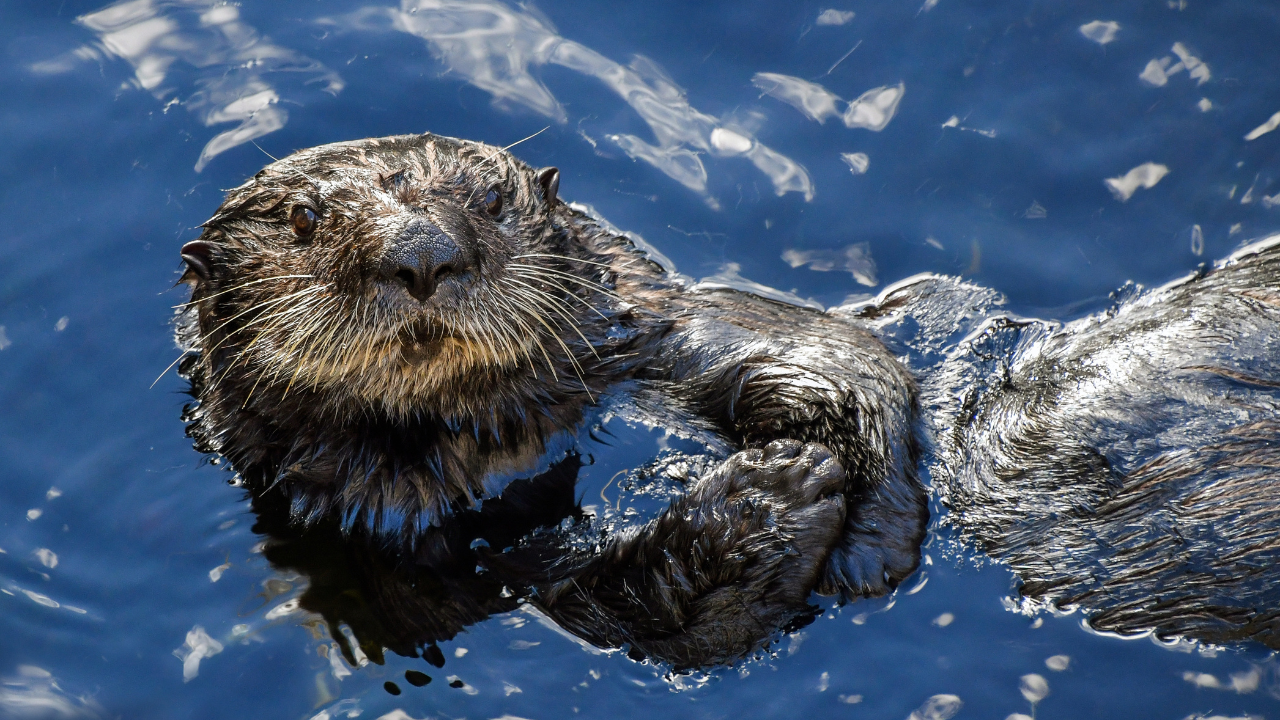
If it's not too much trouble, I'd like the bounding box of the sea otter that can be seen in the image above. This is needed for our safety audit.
[175,132,925,667]
[176,132,1280,665]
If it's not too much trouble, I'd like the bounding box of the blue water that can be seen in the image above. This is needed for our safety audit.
[4,1,1280,718]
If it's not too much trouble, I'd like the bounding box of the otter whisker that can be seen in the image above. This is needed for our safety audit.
[204,285,326,343]
[233,294,331,366]
[299,297,351,375]
[208,287,330,370]
[172,274,315,308]
[200,290,332,391]
[214,293,332,396]
[455,306,489,372]
[514,253,614,269]
[509,269,613,322]
[508,263,624,301]
[476,292,527,371]
[280,298,344,398]
[502,277,600,359]
[509,265,621,300]
[505,285,595,396]
[151,348,195,389]
[260,293,337,376]
[470,297,509,370]
[472,307,510,374]
[497,126,550,154]
[323,298,376,380]
[238,353,278,408]
[502,275,581,325]
[489,293,547,378]
[469,126,550,187]
[502,291,564,381]
[358,303,380,375]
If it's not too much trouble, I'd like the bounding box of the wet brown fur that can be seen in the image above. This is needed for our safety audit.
[177,133,927,666]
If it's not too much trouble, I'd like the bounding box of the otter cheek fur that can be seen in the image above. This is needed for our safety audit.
[175,133,928,665]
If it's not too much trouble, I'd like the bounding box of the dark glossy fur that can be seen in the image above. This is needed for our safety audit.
[921,238,1280,647]
[177,133,926,667]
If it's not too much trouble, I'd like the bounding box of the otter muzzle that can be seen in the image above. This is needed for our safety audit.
[380,218,466,302]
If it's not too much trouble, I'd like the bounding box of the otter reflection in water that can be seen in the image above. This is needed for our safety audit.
[249,449,837,669]
[177,132,1280,668]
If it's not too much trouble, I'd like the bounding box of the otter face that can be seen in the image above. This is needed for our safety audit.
[181,133,569,418]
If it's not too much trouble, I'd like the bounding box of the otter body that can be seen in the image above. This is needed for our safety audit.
[178,133,925,666]
[926,238,1280,647]
[177,132,1280,664]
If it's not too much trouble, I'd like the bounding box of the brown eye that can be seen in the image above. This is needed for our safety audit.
[290,205,318,237]
[483,186,503,217]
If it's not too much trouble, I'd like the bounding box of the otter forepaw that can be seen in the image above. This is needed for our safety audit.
[687,440,848,605]
[530,441,849,669]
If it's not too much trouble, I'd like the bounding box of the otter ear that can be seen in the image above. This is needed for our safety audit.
[180,240,215,283]
[535,167,559,207]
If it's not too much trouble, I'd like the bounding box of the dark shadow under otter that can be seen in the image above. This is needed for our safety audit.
[250,446,837,670]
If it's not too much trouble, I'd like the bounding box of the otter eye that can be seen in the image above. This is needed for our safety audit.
[483,186,503,217]
[290,205,318,237]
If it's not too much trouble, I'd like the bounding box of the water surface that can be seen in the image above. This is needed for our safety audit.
[4,1,1280,718]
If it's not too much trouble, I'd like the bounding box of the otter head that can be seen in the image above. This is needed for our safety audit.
[180,133,574,420]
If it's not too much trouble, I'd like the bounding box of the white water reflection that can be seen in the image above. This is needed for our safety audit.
[693,264,825,310]
[1079,21,1120,46]
[1140,42,1210,87]
[846,83,906,130]
[1018,673,1049,703]
[941,115,997,138]
[1181,667,1261,693]
[1245,110,1280,141]
[907,694,963,720]
[0,666,104,720]
[1044,654,1070,671]
[19,588,58,608]
[1105,162,1170,201]
[754,74,905,132]
[329,0,811,204]
[782,244,877,286]
[842,152,870,174]
[816,9,855,26]
[753,74,842,124]
[31,0,343,172]
[208,561,230,582]
[173,625,223,682]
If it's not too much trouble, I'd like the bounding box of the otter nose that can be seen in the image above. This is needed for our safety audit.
[380,218,466,302]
